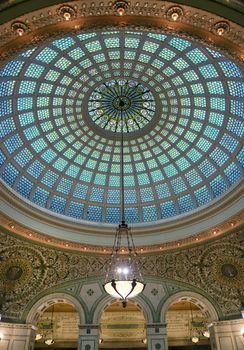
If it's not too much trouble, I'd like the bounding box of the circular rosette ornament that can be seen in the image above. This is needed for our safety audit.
[0,258,33,289]
[212,256,243,288]
[0,246,46,301]
[88,79,156,133]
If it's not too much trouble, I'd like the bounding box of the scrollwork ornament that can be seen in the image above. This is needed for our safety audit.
[197,241,244,313]
[155,256,167,276]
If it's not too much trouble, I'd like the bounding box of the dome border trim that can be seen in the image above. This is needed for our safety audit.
[1,181,243,252]
[0,1,243,66]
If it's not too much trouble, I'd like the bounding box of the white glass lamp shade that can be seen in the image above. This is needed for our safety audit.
[104,279,145,300]
[203,330,210,338]
[44,338,55,345]
[191,336,200,343]
[35,333,43,341]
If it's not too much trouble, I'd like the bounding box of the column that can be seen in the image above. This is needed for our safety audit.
[0,322,36,350]
[209,319,244,350]
[147,323,168,350]
[78,324,99,350]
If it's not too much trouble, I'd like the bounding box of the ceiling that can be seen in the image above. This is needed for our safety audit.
[0,0,243,249]
[1,29,243,225]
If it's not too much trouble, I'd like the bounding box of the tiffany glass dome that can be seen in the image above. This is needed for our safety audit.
[88,79,156,133]
[0,29,243,225]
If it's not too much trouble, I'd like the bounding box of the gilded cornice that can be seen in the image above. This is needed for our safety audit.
[1,211,243,254]
[0,0,243,67]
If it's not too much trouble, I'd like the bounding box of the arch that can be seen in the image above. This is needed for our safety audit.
[92,295,153,325]
[160,291,219,324]
[26,293,85,325]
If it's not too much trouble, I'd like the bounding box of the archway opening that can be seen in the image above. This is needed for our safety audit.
[34,303,79,350]
[166,300,211,350]
[99,301,147,349]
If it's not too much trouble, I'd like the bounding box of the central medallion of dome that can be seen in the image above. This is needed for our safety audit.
[88,80,156,133]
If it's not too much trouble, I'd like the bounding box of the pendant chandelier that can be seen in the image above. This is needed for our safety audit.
[104,92,145,307]
[190,303,200,344]
[44,305,55,346]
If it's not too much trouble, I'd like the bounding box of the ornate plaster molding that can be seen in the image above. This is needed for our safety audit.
[0,0,243,66]
[1,210,243,253]
[0,228,243,320]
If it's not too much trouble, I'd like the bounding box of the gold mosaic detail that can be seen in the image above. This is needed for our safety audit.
[212,256,244,287]
[0,257,33,289]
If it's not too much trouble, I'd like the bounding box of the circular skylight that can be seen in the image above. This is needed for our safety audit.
[88,79,156,133]
[0,29,243,224]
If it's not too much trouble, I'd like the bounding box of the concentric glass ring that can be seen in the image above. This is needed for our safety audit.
[88,79,156,133]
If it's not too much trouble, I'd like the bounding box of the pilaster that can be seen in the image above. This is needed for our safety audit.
[78,324,99,350]
[147,323,168,350]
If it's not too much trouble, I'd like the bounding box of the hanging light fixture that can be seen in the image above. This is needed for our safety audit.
[189,302,200,344]
[104,88,145,307]
[202,330,210,338]
[35,333,43,341]
[44,305,55,346]
[191,336,200,344]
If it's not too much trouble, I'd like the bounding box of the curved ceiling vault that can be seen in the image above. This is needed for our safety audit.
[0,0,243,250]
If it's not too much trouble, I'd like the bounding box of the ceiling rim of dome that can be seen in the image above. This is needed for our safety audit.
[1,180,243,234]
[0,0,243,25]
[0,0,243,66]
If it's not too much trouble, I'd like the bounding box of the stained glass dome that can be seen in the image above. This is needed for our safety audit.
[0,29,243,224]
[88,79,156,133]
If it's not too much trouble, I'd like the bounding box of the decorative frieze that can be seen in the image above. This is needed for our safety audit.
[0,229,243,320]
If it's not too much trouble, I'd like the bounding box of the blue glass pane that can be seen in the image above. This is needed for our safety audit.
[50,195,66,214]
[16,177,33,198]
[160,201,177,218]
[87,205,102,222]
[125,207,139,223]
[32,188,49,207]
[2,164,19,186]
[68,202,84,219]
[106,207,120,223]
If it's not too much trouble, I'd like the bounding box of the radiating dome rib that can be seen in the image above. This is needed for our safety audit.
[0,30,243,224]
